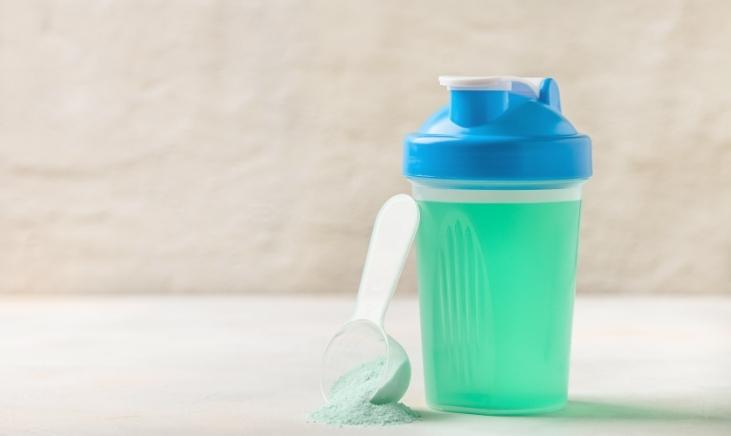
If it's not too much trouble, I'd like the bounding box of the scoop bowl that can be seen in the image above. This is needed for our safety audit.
[321,319,411,405]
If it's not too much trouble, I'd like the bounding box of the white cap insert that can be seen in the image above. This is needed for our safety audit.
[438,76,511,91]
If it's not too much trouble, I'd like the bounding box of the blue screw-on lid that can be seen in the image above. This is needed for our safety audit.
[403,76,592,182]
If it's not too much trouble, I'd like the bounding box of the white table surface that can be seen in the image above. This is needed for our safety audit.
[1,295,730,435]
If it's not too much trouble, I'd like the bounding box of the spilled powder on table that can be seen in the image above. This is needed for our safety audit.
[309,358,420,426]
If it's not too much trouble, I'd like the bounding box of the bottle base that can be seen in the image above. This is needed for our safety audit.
[428,400,566,416]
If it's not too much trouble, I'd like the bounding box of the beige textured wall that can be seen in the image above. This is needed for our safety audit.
[1,0,729,294]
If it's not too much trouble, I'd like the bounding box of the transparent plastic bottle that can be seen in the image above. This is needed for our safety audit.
[403,76,592,415]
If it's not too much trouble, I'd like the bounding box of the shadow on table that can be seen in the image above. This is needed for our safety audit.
[548,400,730,422]
[416,400,731,422]
[414,409,460,422]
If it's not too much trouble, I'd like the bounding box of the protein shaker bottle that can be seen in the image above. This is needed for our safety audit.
[404,76,592,415]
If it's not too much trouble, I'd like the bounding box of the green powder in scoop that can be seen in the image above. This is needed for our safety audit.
[309,358,419,426]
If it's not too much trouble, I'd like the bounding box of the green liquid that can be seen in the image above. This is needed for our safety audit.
[416,200,582,414]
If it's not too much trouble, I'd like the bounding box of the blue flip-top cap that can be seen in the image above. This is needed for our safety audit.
[403,76,592,181]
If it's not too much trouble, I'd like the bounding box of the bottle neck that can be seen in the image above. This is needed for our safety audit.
[449,90,509,126]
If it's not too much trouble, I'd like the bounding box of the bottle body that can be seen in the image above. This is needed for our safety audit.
[412,179,583,415]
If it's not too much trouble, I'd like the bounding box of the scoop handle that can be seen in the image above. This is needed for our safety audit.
[352,194,420,325]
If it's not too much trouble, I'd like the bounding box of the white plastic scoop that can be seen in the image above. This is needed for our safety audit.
[321,194,420,405]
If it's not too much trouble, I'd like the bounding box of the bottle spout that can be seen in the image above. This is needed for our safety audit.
[439,76,510,127]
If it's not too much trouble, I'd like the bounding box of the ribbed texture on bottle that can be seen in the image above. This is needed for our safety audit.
[434,219,492,385]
